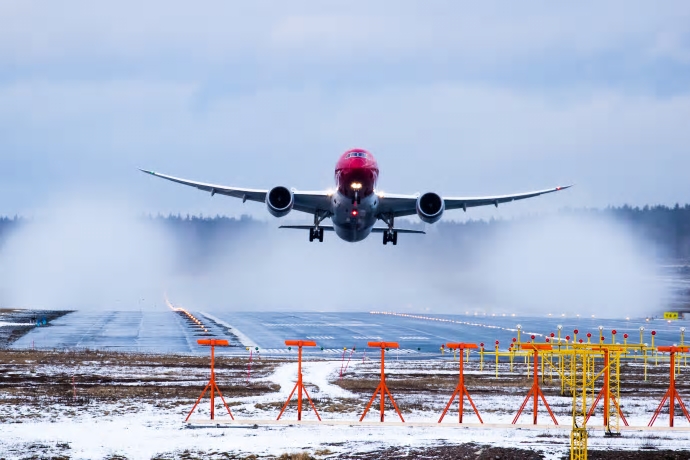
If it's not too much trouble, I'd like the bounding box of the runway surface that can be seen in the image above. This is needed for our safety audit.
[9,309,690,357]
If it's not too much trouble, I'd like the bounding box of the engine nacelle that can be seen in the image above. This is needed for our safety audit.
[416,192,445,224]
[266,186,294,217]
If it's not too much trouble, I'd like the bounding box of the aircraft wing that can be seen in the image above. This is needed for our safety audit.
[377,185,572,218]
[139,170,332,214]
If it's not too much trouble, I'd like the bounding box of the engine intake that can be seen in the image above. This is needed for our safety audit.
[416,192,444,224]
[266,186,294,217]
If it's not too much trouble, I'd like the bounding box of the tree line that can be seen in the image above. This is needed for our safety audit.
[1,205,690,260]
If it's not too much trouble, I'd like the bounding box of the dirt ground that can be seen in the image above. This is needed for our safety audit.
[2,345,690,458]
[0,348,279,410]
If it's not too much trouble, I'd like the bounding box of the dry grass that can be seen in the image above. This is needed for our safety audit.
[0,348,280,404]
[278,453,314,460]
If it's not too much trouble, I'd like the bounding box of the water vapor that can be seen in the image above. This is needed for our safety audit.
[0,198,174,310]
[0,201,671,319]
[454,213,667,317]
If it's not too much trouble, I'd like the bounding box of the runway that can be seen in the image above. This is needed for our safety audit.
[9,308,690,356]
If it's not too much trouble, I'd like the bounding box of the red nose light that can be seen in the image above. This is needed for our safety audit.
[351,210,358,216]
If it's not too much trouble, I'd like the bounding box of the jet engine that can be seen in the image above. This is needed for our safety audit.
[266,186,294,217]
[416,192,445,224]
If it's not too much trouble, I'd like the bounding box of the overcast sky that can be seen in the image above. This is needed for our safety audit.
[1,1,689,220]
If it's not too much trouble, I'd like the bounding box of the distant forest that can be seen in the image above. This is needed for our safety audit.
[2,205,690,260]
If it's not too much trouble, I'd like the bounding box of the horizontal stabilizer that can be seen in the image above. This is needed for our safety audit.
[279,225,335,231]
[279,225,424,234]
[370,227,425,234]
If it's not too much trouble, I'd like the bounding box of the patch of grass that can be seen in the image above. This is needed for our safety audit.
[278,453,314,460]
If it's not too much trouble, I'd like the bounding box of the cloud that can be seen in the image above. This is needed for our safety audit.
[0,1,689,218]
[2,76,690,218]
[1,1,689,71]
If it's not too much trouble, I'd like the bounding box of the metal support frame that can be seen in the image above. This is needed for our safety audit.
[571,428,588,460]
[277,340,321,421]
[649,346,690,427]
[378,213,398,244]
[571,347,592,460]
[513,344,558,425]
[313,210,329,228]
[585,348,628,433]
[360,342,405,422]
[186,339,234,422]
[439,343,483,423]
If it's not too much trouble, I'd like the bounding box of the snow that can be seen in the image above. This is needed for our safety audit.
[3,357,690,459]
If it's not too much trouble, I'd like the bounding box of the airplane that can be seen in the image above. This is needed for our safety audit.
[141,148,571,245]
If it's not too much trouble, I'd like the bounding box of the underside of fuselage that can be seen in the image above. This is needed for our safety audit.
[331,191,378,242]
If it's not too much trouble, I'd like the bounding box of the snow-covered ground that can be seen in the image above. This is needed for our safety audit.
[3,355,690,459]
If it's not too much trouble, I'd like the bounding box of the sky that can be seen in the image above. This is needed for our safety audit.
[1,1,690,220]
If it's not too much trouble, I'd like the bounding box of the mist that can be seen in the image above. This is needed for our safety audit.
[454,214,667,317]
[0,199,671,318]
[163,212,669,318]
[0,199,175,310]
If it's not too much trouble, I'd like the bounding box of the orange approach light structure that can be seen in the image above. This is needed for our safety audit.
[277,340,321,422]
[512,343,558,425]
[439,343,483,424]
[186,339,234,422]
[649,346,690,427]
[359,342,405,423]
[585,346,629,428]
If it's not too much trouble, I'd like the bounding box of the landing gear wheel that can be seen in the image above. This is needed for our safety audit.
[310,227,324,242]
[383,230,398,245]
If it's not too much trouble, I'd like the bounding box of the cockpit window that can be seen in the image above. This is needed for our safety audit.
[346,151,368,159]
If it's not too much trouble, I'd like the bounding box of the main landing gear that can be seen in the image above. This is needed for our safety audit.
[309,227,324,242]
[309,210,328,243]
[383,231,398,245]
[381,213,397,245]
